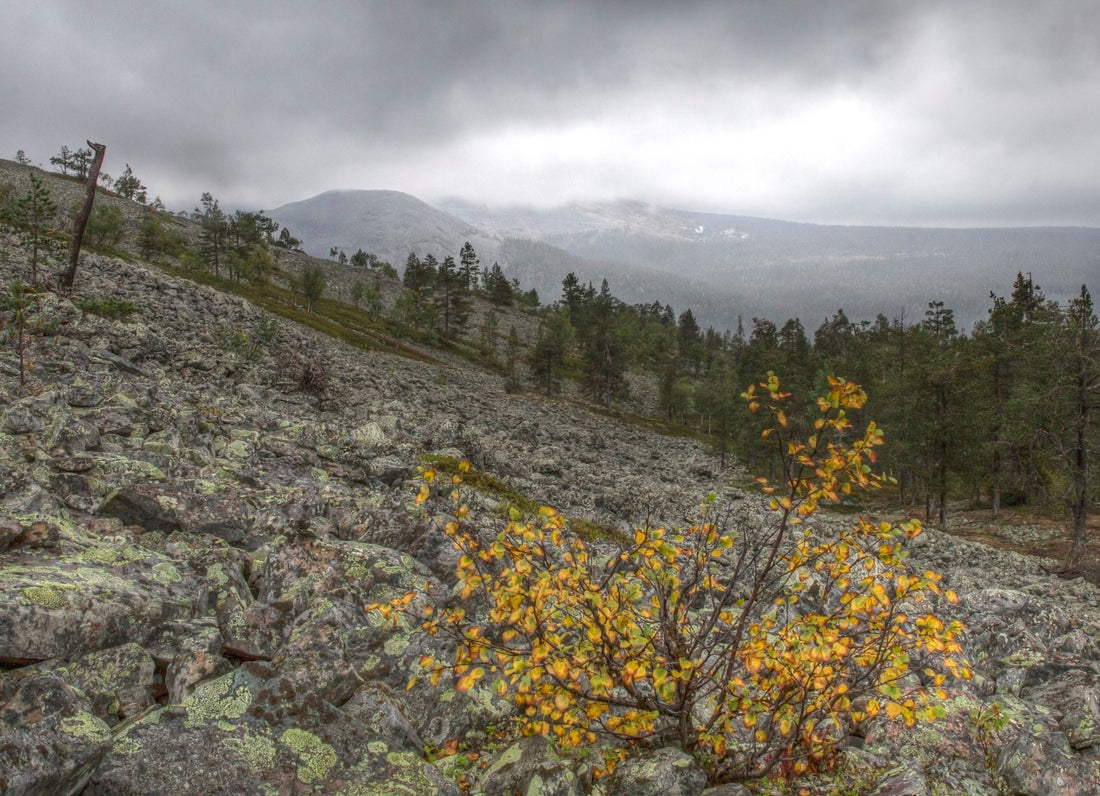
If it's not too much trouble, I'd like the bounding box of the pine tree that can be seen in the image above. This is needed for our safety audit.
[350,279,365,307]
[579,281,633,406]
[15,172,59,285]
[49,145,72,175]
[195,192,227,277]
[528,311,573,395]
[505,324,523,390]
[483,262,514,306]
[561,272,586,326]
[70,147,94,179]
[277,227,301,250]
[301,264,326,312]
[402,253,435,305]
[1060,286,1100,565]
[434,255,470,338]
[678,308,702,372]
[459,241,480,291]
[113,164,146,201]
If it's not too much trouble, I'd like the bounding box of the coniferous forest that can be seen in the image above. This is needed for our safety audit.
[389,225,1098,566]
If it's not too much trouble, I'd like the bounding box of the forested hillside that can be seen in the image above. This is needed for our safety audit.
[1,152,1099,795]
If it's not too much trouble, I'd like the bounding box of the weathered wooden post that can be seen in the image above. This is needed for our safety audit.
[59,140,106,292]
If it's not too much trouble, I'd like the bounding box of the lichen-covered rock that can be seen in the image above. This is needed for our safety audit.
[996,730,1100,796]
[142,616,232,701]
[341,682,424,755]
[0,672,112,796]
[473,736,583,796]
[97,482,254,544]
[271,596,365,706]
[700,785,751,796]
[866,765,930,796]
[96,483,184,532]
[44,409,101,455]
[1024,669,1100,751]
[2,392,53,435]
[398,676,517,749]
[86,664,458,796]
[35,642,156,725]
[863,690,1079,796]
[204,552,286,661]
[600,747,707,796]
[0,521,205,662]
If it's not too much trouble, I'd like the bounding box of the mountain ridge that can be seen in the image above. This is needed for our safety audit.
[274,189,1100,333]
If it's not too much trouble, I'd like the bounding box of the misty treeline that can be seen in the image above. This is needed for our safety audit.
[515,269,1097,562]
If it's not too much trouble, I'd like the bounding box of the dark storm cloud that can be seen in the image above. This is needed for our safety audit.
[2,0,1099,225]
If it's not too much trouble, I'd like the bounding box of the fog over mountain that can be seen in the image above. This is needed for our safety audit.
[273,190,1100,334]
[270,190,503,267]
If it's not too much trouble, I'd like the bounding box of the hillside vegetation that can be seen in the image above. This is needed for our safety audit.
[0,156,1099,794]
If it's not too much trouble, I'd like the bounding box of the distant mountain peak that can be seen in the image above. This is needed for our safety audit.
[270,190,498,262]
[275,189,1098,334]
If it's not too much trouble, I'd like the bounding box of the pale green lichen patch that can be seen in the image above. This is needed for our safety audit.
[461,682,512,722]
[182,674,253,727]
[367,741,388,754]
[385,751,423,767]
[343,750,445,796]
[59,712,111,742]
[206,562,231,589]
[224,439,253,459]
[18,584,71,608]
[281,728,338,785]
[112,736,142,756]
[152,561,182,584]
[155,494,181,511]
[224,732,278,775]
[383,633,411,657]
[1001,651,1044,667]
[344,559,371,581]
[81,544,145,567]
[480,741,523,778]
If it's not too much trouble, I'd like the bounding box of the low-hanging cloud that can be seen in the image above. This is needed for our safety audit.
[3,0,1099,226]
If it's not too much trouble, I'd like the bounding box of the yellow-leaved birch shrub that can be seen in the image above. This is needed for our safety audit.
[378,375,971,782]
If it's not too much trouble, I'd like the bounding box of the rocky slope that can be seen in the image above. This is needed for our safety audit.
[0,224,1099,794]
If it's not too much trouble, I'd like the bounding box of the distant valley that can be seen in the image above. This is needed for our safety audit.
[272,191,1100,333]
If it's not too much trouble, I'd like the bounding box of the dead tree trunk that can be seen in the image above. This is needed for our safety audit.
[59,140,106,292]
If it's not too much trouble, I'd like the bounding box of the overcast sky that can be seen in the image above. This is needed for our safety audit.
[4,1,1100,227]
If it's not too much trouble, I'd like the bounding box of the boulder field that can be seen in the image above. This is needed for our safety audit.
[1,249,1098,794]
